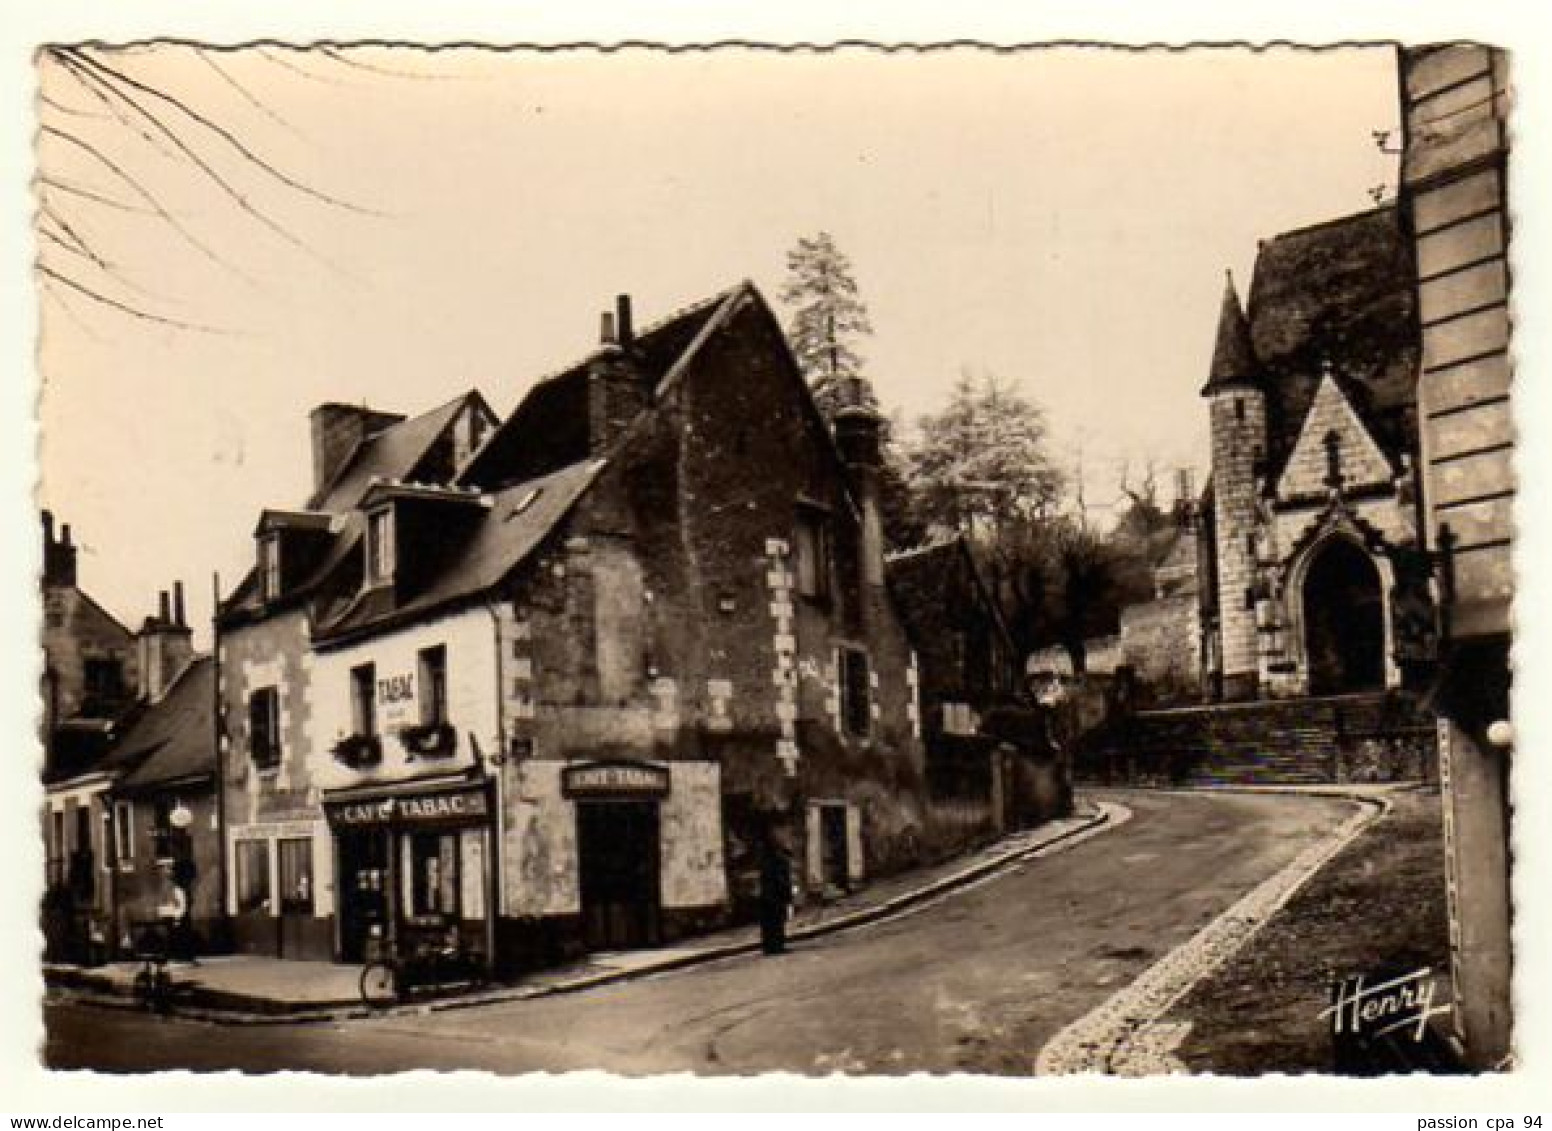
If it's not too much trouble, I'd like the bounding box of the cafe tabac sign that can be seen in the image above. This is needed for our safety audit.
[326,784,490,828]
[561,760,671,800]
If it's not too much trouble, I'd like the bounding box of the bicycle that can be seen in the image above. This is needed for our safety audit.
[128,920,174,1014]
[359,927,488,1010]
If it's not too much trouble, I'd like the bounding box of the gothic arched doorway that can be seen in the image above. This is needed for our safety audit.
[1303,538,1385,695]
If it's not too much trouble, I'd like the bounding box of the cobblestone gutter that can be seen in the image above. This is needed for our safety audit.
[1034,790,1392,1076]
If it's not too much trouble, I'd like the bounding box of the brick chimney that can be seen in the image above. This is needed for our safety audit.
[137,580,194,703]
[832,379,887,591]
[309,404,407,495]
[587,294,647,457]
[41,510,77,588]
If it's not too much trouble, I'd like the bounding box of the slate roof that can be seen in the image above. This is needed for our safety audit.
[312,458,606,644]
[229,280,849,647]
[222,392,487,622]
[457,287,736,490]
[98,656,215,793]
[1200,271,1259,395]
[1242,205,1420,472]
[309,391,480,514]
[886,537,1015,651]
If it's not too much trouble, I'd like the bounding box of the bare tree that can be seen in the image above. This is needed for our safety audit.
[34,43,392,330]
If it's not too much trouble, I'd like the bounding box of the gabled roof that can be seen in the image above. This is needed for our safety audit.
[310,391,487,514]
[1274,365,1399,499]
[98,656,215,793]
[1200,270,1260,395]
[255,509,335,537]
[312,459,606,644]
[222,391,491,623]
[234,280,873,648]
[1243,205,1419,471]
[886,536,1015,651]
[458,288,735,491]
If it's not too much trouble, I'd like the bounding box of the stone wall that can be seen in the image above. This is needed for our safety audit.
[1119,595,1201,702]
[41,586,138,728]
[1209,388,1267,695]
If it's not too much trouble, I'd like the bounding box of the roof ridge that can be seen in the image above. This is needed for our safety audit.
[1260,201,1398,245]
[307,391,478,510]
[511,282,747,398]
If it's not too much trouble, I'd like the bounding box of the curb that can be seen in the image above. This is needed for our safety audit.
[1034,787,1393,1076]
[49,804,1120,1027]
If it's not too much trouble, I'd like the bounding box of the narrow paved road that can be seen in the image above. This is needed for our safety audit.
[44,790,1352,1076]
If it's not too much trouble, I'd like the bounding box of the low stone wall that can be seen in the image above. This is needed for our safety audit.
[1078,692,1437,787]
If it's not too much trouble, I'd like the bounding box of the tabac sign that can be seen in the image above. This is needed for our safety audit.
[325,785,490,829]
[561,760,671,800]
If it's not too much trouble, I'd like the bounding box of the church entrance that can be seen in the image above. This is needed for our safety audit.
[1303,539,1385,695]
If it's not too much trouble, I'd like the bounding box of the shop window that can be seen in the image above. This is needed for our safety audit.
[249,687,281,769]
[278,837,315,915]
[350,663,377,738]
[112,800,133,865]
[408,832,460,920]
[258,534,281,601]
[793,507,832,601]
[839,647,871,738]
[235,840,271,914]
[418,645,448,726]
[366,507,394,586]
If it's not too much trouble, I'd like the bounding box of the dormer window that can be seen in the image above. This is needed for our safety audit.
[366,507,394,586]
[258,535,281,601]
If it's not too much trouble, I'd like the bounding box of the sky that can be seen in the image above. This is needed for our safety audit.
[36,43,1401,644]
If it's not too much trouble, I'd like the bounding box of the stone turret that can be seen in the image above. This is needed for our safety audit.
[1202,271,1267,700]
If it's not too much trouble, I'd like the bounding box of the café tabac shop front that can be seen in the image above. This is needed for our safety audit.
[323,776,497,967]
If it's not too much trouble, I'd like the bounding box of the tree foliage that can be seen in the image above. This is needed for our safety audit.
[905,370,1063,544]
[780,231,875,420]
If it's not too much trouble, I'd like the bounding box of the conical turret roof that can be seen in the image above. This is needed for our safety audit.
[1200,270,1261,395]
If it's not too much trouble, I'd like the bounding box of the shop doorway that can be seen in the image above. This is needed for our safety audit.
[276,836,319,958]
[819,803,849,892]
[338,828,391,963]
[1303,539,1385,695]
[577,801,661,951]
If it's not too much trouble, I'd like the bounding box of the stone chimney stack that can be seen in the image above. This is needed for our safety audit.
[309,404,408,495]
[138,583,194,703]
[831,380,887,592]
[41,509,78,588]
[587,293,647,457]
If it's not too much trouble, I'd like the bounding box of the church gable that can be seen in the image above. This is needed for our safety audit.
[1276,369,1397,502]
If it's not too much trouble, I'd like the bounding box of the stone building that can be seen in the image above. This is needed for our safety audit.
[42,575,202,963]
[216,283,929,971]
[886,537,1041,825]
[1398,42,1514,1070]
[39,511,139,783]
[1081,205,1442,787]
[1197,204,1431,702]
[97,655,220,950]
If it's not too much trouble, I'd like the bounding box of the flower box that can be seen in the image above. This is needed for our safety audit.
[400,721,456,759]
[331,733,383,770]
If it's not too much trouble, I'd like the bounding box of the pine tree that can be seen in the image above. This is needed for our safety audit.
[780,232,875,420]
